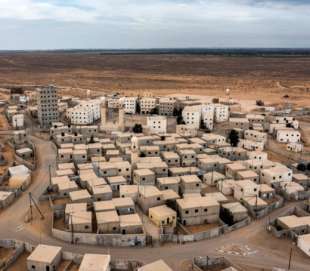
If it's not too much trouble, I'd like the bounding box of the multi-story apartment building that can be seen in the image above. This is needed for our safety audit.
[147,116,167,134]
[140,97,157,114]
[120,97,137,114]
[37,85,59,128]
[182,105,201,129]
[158,97,176,116]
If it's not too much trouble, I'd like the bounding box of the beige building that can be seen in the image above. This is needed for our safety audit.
[137,186,164,213]
[233,180,259,201]
[157,177,180,193]
[178,149,197,167]
[180,175,202,194]
[177,196,220,226]
[27,244,62,271]
[96,210,120,234]
[79,254,111,271]
[133,169,156,185]
[68,211,92,233]
[149,205,177,229]
[138,260,173,271]
[119,213,143,234]
[161,151,180,167]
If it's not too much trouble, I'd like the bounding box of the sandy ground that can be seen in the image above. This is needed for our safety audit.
[0,53,309,107]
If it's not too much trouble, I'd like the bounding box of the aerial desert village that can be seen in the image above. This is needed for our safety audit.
[0,85,309,271]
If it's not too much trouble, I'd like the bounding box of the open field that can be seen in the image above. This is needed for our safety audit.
[0,52,309,106]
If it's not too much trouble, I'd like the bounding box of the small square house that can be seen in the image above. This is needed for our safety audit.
[161,152,180,167]
[149,205,177,229]
[96,210,120,234]
[68,211,92,233]
[119,213,143,234]
[233,180,259,201]
[137,186,164,213]
[79,254,111,271]
[69,189,92,203]
[27,244,62,271]
[180,175,202,194]
[133,169,156,186]
[157,177,180,193]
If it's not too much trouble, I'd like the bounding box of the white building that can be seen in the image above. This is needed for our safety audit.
[214,104,229,122]
[12,114,24,128]
[147,116,167,134]
[66,100,100,125]
[276,128,301,144]
[182,105,201,129]
[120,97,137,114]
[201,104,214,130]
[287,143,303,153]
[238,139,264,151]
[260,164,293,185]
[140,97,157,114]
[297,234,310,257]
[244,130,267,143]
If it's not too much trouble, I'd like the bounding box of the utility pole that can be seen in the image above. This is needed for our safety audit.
[288,247,293,270]
[28,193,33,222]
[70,213,74,244]
[48,164,52,186]
[28,192,45,220]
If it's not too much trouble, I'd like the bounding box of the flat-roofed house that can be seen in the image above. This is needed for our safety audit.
[203,171,226,186]
[58,148,73,163]
[120,185,139,202]
[57,181,79,197]
[27,244,62,271]
[229,118,250,130]
[218,147,248,161]
[236,170,259,183]
[297,234,310,257]
[136,161,168,178]
[149,205,177,231]
[96,210,120,234]
[92,186,113,201]
[73,149,87,164]
[138,260,173,271]
[168,166,199,177]
[68,211,92,233]
[69,189,92,203]
[180,175,202,194]
[260,164,292,185]
[79,254,111,271]
[259,184,275,200]
[133,169,156,186]
[293,173,309,188]
[140,145,160,157]
[221,202,248,223]
[87,143,102,157]
[65,203,87,223]
[119,213,143,234]
[0,191,15,208]
[233,180,259,201]
[107,175,127,197]
[161,151,180,167]
[137,186,164,213]
[112,197,136,215]
[177,196,220,226]
[225,162,247,179]
[178,149,197,167]
[157,177,180,193]
[99,161,131,181]
[276,215,310,235]
[94,201,116,213]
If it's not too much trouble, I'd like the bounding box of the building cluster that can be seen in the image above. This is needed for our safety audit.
[47,108,308,241]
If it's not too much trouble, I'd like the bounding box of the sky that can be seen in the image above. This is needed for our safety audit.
[0,0,310,50]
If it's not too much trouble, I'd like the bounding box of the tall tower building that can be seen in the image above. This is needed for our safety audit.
[37,85,59,128]
[100,101,107,129]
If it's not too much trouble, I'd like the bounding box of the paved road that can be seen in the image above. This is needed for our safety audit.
[1,136,310,270]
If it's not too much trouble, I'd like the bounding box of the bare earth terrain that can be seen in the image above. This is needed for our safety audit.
[0,53,309,106]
